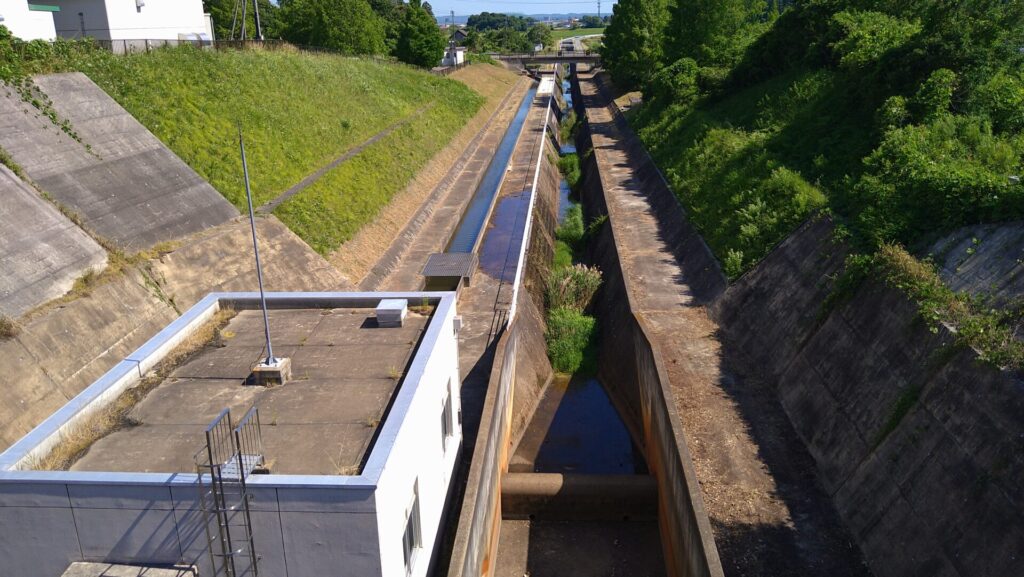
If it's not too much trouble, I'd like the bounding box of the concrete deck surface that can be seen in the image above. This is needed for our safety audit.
[68,308,428,475]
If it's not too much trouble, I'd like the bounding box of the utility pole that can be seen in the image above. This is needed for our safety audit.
[252,0,263,41]
[598,0,602,21]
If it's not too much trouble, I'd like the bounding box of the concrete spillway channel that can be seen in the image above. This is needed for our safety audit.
[444,66,679,577]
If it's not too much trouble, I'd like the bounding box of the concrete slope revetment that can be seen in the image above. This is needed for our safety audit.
[0,164,108,318]
[0,73,238,250]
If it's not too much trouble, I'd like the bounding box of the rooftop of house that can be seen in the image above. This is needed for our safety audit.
[62,306,432,476]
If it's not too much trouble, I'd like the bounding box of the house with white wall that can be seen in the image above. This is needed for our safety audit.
[0,1,59,40]
[50,0,209,41]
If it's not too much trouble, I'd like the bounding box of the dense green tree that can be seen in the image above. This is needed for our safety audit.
[396,0,446,68]
[581,15,603,28]
[467,12,533,32]
[279,0,386,54]
[602,0,670,90]
[527,24,553,49]
[666,0,767,64]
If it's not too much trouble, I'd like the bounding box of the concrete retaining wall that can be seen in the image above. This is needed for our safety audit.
[0,164,107,318]
[576,97,724,577]
[0,73,237,250]
[715,217,1024,577]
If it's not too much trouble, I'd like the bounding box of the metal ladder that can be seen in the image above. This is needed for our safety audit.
[195,406,264,577]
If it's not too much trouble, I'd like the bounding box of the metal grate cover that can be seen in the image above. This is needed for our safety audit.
[422,252,478,278]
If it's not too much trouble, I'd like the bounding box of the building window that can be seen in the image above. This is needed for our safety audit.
[441,380,454,450]
[403,482,422,574]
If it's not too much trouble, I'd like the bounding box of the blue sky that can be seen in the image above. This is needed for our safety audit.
[425,1,618,17]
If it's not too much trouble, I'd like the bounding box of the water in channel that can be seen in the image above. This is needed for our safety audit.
[446,88,538,253]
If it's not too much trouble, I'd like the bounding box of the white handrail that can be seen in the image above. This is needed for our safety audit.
[507,93,553,322]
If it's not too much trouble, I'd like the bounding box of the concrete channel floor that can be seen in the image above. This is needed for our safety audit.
[495,519,665,577]
[69,308,427,475]
[579,70,871,576]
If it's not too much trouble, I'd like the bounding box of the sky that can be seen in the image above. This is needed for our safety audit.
[424,0,618,17]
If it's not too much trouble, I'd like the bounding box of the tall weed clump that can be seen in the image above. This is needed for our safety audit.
[546,264,602,312]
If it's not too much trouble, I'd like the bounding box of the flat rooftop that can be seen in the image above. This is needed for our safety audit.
[67,306,430,475]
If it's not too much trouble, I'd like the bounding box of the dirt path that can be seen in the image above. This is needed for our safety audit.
[330,64,523,284]
[579,70,871,577]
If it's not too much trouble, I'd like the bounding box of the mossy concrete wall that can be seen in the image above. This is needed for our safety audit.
[714,217,1024,577]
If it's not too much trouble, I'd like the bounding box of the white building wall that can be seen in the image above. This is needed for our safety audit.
[375,304,463,577]
[52,0,206,40]
[0,1,57,40]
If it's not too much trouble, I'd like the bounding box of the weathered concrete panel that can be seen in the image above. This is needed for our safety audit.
[717,215,1024,577]
[0,164,107,318]
[928,221,1024,306]
[0,73,237,250]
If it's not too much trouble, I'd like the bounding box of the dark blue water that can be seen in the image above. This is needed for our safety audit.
[533,376,646,474]
[477,191,532,282]
[446,88,538,253]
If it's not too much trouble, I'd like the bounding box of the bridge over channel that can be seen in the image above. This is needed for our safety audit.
[495,51,601,65]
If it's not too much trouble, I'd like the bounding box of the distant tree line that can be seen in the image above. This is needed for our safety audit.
[202,0,446,68]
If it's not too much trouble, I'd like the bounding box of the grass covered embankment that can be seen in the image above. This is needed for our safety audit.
[80,46,483,254]
[1,32,484,255]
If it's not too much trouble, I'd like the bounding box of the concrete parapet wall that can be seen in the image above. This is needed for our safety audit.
[0,164,107,318]
[578,101,724,577]
[0,73,237,250]
[715,217,1024,577]
[583,182,724,577]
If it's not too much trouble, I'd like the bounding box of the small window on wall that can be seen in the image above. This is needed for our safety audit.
[441,380,454,450]
[403,481,422,574]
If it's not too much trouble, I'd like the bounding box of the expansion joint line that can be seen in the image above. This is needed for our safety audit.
[258,102,436,213]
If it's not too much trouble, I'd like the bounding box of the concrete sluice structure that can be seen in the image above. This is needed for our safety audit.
[0,293,463,577]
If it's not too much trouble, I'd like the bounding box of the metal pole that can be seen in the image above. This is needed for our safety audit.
[239,127,277,366]
[240,0,248,41]
[252,0,263,41]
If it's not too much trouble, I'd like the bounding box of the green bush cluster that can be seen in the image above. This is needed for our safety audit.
[558,153,582,194]
[545,308,598,374]
[603,0,1024,277]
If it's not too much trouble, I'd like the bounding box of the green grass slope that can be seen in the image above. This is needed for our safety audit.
[627,3,1024,279]
[76,46,482,253]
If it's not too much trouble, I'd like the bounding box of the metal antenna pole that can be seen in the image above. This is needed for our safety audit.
[252,0,263,41]
[239,127,277,366]
[240,0,248,40]
[229,0,240,41]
